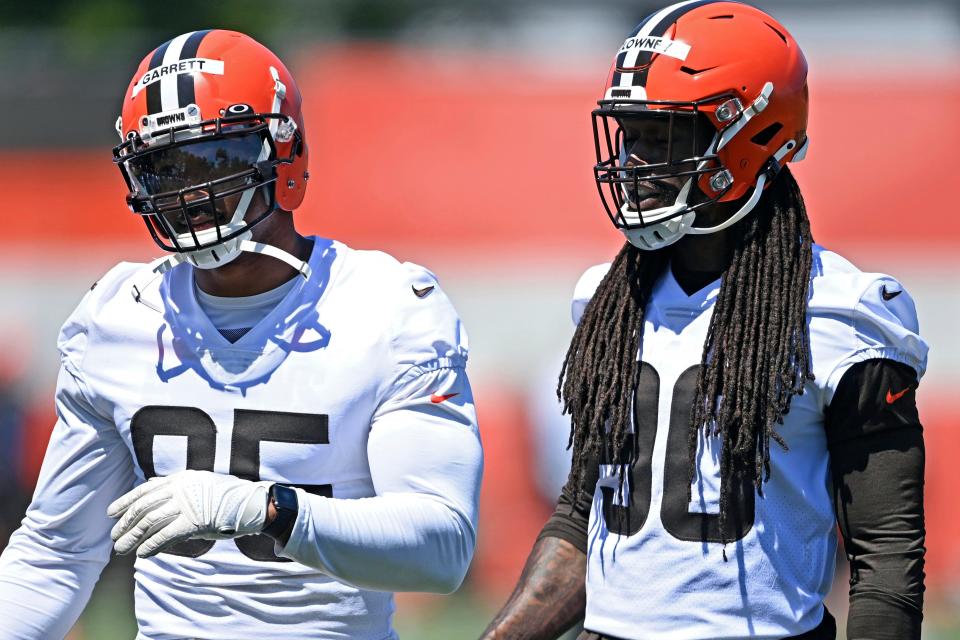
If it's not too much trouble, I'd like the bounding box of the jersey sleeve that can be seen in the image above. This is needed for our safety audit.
[0,366,136,639]
[821,276,929,406]
[571,263,611,326]
[277,262,483,593]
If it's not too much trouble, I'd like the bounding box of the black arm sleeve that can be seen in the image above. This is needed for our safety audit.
[537,449,600,555]
[825,358,925,640]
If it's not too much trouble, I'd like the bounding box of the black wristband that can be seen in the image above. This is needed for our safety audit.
[263,483,299,546]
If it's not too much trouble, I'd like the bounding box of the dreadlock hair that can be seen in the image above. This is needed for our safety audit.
[559,166,815,543]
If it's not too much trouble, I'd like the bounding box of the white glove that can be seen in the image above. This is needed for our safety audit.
[107,470,272,558]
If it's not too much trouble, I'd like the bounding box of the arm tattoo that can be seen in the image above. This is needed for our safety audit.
[480,536,586,640]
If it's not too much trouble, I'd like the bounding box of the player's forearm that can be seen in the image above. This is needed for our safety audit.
[839,427,925,640]
[275,372,482,594]
[278,490,475,593]
[480,536,586,640]
[826,360,926,640]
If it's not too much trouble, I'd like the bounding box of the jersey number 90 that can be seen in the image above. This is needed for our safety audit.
[599,364,755,543]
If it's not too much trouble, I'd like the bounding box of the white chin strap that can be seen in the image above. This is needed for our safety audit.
[176,194,256,270]
[130,239,312,311]
[686,136,802,236]
[620,178,697,251]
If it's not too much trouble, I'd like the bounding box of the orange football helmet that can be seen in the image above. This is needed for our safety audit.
[114,30,309,270]
[593,0,809,250]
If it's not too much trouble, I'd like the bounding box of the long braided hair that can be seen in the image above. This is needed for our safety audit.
[559,166,814,540]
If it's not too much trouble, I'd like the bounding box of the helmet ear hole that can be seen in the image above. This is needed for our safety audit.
[751,122,783,146]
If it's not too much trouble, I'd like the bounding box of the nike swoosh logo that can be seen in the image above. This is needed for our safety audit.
[886,387,912,404]
[881,285,902,301]
[430,392,459,404]
[412,285,435,298]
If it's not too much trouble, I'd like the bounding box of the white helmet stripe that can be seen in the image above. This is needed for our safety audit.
[617,0,725,88]
[618,2,701,87]
[159,31,195,112]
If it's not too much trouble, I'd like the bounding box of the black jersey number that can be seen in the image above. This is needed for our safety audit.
[130,406,331,561]
[600,364,755,543]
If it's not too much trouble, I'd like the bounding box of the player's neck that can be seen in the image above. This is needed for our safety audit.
[194,216,313,298]
[669,228,735,296]
[667,198,749,295]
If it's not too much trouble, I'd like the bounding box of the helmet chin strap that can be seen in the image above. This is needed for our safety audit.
[684,172,766,236]
[238,239,312,279]
[130,236,312,312]
[182,187,258,270]
[619,177,694,251]
[686,137,799,235]
[622,210,696,251]
[619,177,694,227]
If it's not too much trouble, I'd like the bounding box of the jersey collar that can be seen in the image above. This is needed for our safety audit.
[655,264,720,308]
[155,236,343,392]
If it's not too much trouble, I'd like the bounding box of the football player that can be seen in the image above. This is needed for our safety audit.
[482,2,926,639]
[0,30,483,639]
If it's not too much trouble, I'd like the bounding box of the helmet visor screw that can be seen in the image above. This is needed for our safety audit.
[275,120,296,143]
[710,170,734,192]
[715,98,743,123]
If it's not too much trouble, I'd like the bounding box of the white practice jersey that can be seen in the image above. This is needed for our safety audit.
[574,245,928,640]
[0,237,482,640]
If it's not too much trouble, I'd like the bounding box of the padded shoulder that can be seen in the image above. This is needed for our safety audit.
[341,248,468,385]
[571,263,612,326]
[808,246,928,406]
[57,262,146,374]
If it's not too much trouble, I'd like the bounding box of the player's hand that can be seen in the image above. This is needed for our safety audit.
[107,470,272,558]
